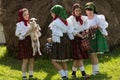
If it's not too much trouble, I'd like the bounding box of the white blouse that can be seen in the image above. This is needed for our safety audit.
[86,14,108,36]
[49,18,74,43]
[67,15,90,36]
[15,21,31,40]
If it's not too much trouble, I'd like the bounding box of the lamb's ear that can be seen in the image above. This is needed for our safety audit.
[30,18,33,20]
[29,19,33,23]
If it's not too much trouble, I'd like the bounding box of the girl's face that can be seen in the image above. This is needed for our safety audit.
[74,8,81,16]
[23,10,29,20]
[85,10,94,17]
[51,12,56,18]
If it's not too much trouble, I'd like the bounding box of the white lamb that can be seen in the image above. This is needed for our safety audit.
[29,18,42,56]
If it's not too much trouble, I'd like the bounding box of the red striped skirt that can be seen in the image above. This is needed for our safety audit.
[18,36,39,60]
[71,36,89,60]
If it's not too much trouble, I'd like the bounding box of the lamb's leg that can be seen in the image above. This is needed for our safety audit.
[32,40,36,56]
[37,39,42,55]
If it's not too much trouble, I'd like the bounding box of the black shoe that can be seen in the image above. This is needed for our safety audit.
[29,78,37,80]
[29,75,33,77]
[22,76,27,80]
[72,71,77,79]
[72,71,76,76]
[29,76,37,80]
[61,76,68,80]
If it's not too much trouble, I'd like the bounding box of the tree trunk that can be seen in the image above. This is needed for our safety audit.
[0,0,120,51]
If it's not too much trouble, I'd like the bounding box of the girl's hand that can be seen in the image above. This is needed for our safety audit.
[27,27,36,33]
[80,35,85,39]
[86,29,89,33]
[91,25,98,29]
[76,33,84,39]
[96,24,102,29]
[25,28,33,35]
[47,38,52,43]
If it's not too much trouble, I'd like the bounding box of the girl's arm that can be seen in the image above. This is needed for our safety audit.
[97,15,108,36]
[75,33,84,39]
[25,27,33,35]
[15,23,34,40]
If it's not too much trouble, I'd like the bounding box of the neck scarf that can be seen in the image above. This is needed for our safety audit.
[53,16,68,26]
[18,8,29,26]
[72,13,83,25]
[72,3,83,25]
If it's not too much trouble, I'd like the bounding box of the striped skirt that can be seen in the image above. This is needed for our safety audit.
[51,33,72,62]
[18,36,39,60]
[71,36,89,60]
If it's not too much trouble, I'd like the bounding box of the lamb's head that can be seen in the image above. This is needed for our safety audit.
[30,18,37,27]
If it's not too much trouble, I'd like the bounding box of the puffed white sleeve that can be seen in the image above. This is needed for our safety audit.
[49,22,63,37]
[49,22,62,43]
[82,16,90,30]
[67,17,74,29]
[15,23,28,40]
[98,15,108,29]
[67,16,78,36]
[67,27,74,40]
[97,15,108,36]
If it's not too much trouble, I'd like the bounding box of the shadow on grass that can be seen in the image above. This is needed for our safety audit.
[87,73,112,80]
[0,48,57,79]
[0,46,120,79]
[0,47,22,71]
[98,47,120,64]
[68,73,112,80]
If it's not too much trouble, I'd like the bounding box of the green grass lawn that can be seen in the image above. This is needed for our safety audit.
[0,46,120,80]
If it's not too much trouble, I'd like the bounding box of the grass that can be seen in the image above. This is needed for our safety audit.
[0,46,120,80]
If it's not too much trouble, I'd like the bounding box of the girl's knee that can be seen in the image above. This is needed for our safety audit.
[51,60,57,64]
[23,59,29,65]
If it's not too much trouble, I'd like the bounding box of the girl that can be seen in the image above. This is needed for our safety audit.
[67,3,90,79]
[15,8,39,80]
[48,5,74,80]
[85,2,109,75]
